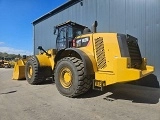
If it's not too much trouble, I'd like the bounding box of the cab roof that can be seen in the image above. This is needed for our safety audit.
[55,21,86,29]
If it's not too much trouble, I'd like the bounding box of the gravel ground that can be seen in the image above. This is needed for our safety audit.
[0,68,160,120]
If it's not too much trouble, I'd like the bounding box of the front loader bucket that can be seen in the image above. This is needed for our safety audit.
[12,59,26,80]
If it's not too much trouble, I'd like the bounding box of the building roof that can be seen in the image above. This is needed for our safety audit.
[32,0,81,25]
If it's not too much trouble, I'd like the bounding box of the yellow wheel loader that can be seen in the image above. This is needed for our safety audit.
[0,57,13,68]
[3,60,11,68]
[12,21,154,97]
[0,59,4,68]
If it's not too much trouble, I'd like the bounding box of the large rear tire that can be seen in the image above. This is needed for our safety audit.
[54,57,92,97]
[25,56,52,85]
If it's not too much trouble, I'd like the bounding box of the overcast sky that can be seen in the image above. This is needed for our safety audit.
[0,0,67,55]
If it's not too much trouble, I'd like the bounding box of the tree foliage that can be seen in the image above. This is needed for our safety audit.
[0,52,22,60]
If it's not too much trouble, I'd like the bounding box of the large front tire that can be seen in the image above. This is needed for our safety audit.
[54,57,92,97]
[25,56,52,85]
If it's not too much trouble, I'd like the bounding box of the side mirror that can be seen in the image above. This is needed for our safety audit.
[37,46,43,50]
[37,46,51,57]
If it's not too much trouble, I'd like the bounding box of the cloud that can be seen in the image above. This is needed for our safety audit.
[0,42,5,45]
[0,47,33,55]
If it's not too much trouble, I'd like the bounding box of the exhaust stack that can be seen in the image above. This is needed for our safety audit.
[92,21,98,33]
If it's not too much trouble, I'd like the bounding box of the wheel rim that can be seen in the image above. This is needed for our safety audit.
[28,65,33,78]
[59,67,72,88]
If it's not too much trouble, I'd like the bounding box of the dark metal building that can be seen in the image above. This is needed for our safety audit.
[33,0,160,82]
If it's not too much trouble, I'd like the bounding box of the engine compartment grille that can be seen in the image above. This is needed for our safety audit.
[95,37,107,69]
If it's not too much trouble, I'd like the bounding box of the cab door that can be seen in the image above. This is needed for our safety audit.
[56,27,67,50]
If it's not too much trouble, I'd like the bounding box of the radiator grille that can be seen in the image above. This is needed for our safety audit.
[95,37,107,69]
[127,35,142,69]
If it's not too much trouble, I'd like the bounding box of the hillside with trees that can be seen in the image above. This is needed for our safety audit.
[0,52,22,60]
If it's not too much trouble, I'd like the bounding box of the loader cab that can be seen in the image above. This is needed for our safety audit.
[54,21,86,51]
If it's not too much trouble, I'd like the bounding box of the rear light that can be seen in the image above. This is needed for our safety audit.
[72,39,76,47]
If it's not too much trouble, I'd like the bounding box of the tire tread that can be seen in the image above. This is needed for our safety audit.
[54,57,92,97]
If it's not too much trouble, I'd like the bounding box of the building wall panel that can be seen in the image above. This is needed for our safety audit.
[96,0,110,32]
[125,0,146,57]
[109,0,126,33]
[145,0,160,76]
